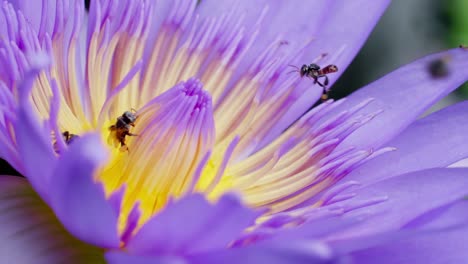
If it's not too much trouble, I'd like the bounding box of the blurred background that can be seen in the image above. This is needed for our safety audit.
[1,0,467,176]
[331,0,468,111]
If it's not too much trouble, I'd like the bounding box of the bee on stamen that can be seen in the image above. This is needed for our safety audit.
[289,63,338,101]
[108,108,138,152]
[459,44,468,50]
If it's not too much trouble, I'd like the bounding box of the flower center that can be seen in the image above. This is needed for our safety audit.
[2,0,393,240]
[97,79,237,229]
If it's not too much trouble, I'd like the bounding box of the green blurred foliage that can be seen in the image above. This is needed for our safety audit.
[447,0,468,97]
[447,0,468,44]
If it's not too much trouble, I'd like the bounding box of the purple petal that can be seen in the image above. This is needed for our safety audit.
[198,0,389,86]
[328,48,468,151]
[108,185,126,216]
[126,193,260,255]
[348,226,468,264]
[7,0,43,33]
[142,0,187,60]
[106,252,186,264]
[14,54,55,204]
[8,0,82,40]
[121,202,141,244]
[346,100,468,185]
[331,200,468,259]
[192,1,389,150]
[232,214,362,250]
[259,0,391,147]
[334,168,468,238]
[403,199,468,230]
[251,214,361,242]
[48,133,120,248]
[189,240,335,264]
[197,0,332,62]
[0,176,105,263]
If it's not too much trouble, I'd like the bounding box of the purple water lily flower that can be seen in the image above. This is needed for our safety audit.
[1,0,468,263]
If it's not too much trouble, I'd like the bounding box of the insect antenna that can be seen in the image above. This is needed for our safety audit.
[287,64,300,74]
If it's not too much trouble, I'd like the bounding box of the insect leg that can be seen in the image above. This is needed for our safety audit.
[312,76,319,84]
[314,79,325,87]
[126,132,138,137]
[119,144,129,152]
[313,79,329,101]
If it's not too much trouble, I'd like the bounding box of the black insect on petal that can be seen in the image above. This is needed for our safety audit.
[427,56,451,79]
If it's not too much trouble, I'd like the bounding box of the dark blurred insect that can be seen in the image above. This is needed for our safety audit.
[62,131,79,145]
[53,131,79,154]
[289,63,338,100]
[460,44,468,50]
[427,56,451,79]
[108,109,138,152]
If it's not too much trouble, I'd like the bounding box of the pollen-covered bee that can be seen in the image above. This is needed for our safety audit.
[108,109,138,152]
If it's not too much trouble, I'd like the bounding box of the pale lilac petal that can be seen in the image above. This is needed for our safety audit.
[126,193,260,255]
[142,0,189,61]
[259,0,391,147]
[334,168,468,238]
[121,202,141,244]
[179,1,389,151]
[332,200,468,256]
[8,0,82,39]
[449,157,468,167]
[238,214,361,245]
[274,216,360,239]
[347,100,468,184]
[403,199,468,230]
[7,0,43,33]
[328,48,468,151]
[331,229,416,256]
[0,176,105,263]
[0,4,6,36]
[190,240,335,264]
[332,201,468,255]
[14,54,55,204]
[49,133,120,248]
[197,0,331,64]
[108,185,126,216]
[348,226,468,264]
[106,252,186,264]
[198,0,389,85]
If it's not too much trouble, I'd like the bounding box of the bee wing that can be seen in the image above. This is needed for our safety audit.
[107,129,120,148]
